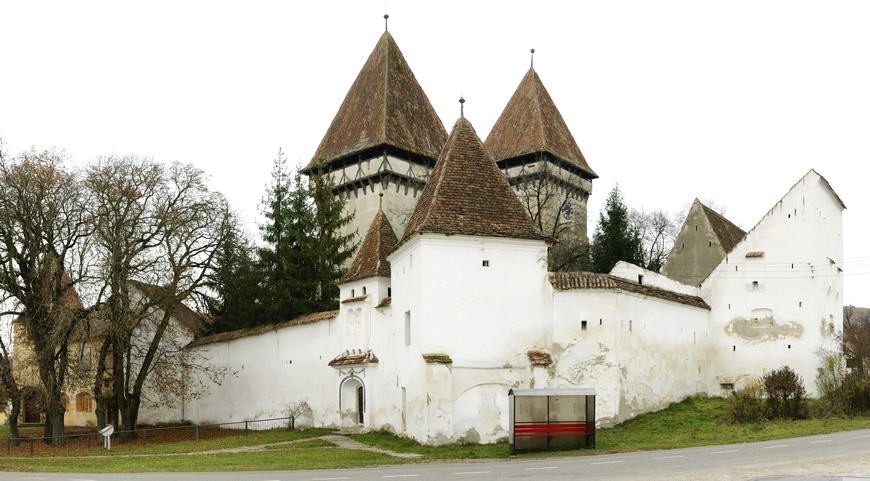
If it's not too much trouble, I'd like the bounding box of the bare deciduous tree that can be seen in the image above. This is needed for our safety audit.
[87,156,230,437]
[511,162,590,271]
[630,208,678,273]
[0,147,93,443]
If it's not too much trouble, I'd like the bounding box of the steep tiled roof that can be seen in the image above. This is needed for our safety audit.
[340,209,398,283]
[485,68,596,178]
[187,310,339,348]
[399,116,549,246]
[308,32,447,168]
[697,200,745,253]
[328,349,379,367]
[549,271,710,309]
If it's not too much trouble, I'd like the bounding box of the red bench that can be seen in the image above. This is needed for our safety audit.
[514,422,593,437]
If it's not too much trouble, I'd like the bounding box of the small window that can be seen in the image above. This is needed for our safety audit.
[752,281,759,289]
[404,311,411,346]
[708,241,712,247]
[799,301,802,308]
[599,318,603,325]
[682,243,685,249]
[735,266,739,272]
[629,320,633,332]
[482,260,490,267]
[362,286,367,295]
[787,344,792,349]
[581,320,587,331]
[732,345,736,352]
[695,225,698,231]
[387,287,392,297]
[75,392,93,412]
[637,274,644,285]
[351,289,355,297]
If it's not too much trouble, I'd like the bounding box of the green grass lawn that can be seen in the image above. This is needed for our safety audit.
[2,397,869,473]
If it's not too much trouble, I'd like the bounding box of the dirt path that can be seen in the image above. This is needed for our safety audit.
[0,434,422,460]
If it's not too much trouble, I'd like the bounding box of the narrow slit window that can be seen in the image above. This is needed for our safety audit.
[581,320,587,331]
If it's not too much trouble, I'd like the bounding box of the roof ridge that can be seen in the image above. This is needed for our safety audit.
[530,69,547,152]
[381,32,390,145]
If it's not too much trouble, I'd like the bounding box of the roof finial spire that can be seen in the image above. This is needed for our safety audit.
[530,48,535,69]
[459,96,465,118]
[384,14,389,32]
[378,192,384,209]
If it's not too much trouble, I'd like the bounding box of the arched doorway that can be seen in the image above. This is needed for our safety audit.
[339,377,364,425]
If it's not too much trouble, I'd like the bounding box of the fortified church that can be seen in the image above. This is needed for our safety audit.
[183,25,845,444]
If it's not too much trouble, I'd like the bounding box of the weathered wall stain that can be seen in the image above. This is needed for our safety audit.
[725,316,803,342]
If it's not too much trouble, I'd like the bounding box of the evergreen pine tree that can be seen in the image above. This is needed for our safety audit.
[258,148,304,323]
[205,212,263,333]
[308,169,357,309]
[590,185,643,273]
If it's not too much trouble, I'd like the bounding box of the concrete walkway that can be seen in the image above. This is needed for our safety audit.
[318,434,422,458]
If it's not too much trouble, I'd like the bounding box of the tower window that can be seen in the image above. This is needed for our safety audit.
[581,321,587,331]
[482,260,490,267]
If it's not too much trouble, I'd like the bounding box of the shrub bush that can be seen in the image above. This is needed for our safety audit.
[725,378,767,423]
[816,353,870,416]
[762,366,808,419]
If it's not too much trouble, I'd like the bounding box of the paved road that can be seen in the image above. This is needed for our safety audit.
[5,428,870,481]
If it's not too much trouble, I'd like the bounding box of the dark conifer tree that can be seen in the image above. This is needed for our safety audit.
[590,185,644,273]
[308,170,356,309]
[204,212,263,333]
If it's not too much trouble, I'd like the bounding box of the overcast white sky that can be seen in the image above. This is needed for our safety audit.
[1,0,868,306]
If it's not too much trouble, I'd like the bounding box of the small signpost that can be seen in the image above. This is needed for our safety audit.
[509,388,596,453]
[98,424,114,450]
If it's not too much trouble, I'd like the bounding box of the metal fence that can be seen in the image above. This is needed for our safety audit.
[1,416,294,457]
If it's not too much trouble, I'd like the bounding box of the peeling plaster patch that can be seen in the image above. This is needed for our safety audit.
[461,428,480,443]
[725,316,803,342]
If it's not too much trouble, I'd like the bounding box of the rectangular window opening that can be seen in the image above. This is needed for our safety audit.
[637,274,644,285]
[482,260,490,267]
[362,286,367,295]
[581,320,587,331]
[387,287,392,297]
[404,311,411,346]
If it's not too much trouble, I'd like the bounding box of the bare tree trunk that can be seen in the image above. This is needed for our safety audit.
[8,395,21,445]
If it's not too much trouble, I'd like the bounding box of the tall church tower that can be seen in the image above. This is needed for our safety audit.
[485,65,597,260]
[303,28,447,254]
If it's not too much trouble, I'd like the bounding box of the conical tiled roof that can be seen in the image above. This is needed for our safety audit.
[340,208,398,283]
[308,32,448,169]
[399,116,549,246]
[485,68,596,178]
[696,200,745,253]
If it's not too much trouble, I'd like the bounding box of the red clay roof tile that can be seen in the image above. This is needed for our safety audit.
[399,116,549,246]
[340,209,398,284]
[485,68,596,178]
[308,32,447,168]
